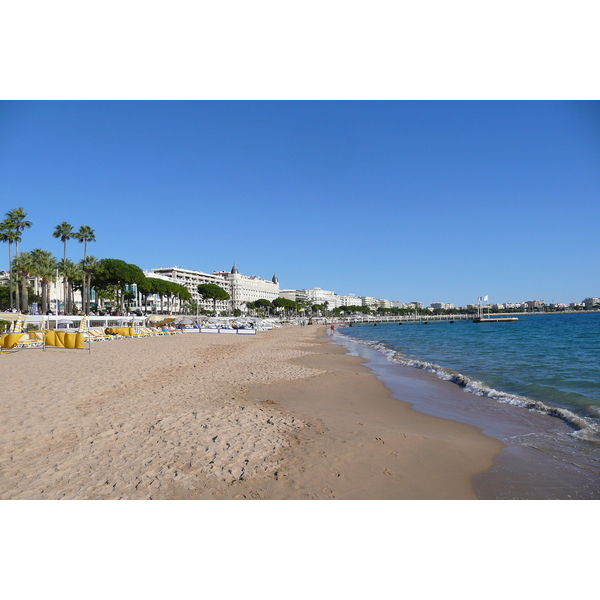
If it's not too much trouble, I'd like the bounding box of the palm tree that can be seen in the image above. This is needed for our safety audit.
[0,219,17,309]
[30,248,57,314]
[58,258,81,314]
[2,209,30,309]
[75,225,96,313]
[13,251,36,312]
[7,208,32,260]
[75,225,96,259]
[80,255,98,314]
[53,222,73,313]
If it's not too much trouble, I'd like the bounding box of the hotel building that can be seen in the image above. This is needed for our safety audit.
[147,264,279,313]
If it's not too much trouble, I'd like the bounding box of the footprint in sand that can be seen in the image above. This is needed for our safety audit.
[375,437,384,444]
[383,469,392,477]
[388,451,398,457]
[318,451,327,458]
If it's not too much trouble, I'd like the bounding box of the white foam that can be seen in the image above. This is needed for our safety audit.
[337,332,600,440]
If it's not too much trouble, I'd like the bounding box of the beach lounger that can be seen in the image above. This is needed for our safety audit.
[17,330,45,349]
[1,333,24,349]
[86,328,120,342]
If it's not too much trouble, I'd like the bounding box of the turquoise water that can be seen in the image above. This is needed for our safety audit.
[339,313,600,437]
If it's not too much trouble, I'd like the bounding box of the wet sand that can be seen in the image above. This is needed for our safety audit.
[0,325,503,499]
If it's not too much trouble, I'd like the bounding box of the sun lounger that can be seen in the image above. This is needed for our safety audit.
[17,330,45,349]
[1,333,24,349]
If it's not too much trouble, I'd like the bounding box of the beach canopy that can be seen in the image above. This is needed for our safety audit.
[174,317,193,325]
[146,315,177,327]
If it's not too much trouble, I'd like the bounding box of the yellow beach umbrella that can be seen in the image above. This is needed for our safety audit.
[14,314,25,333]
[79,315,88,332]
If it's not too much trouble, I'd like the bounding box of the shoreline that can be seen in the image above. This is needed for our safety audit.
[333,326,600,499]
[243,328,504,499]
[1,325,503,499]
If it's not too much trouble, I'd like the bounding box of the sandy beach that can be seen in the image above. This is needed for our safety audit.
[0,325,503,499]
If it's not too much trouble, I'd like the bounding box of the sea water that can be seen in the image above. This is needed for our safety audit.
[336,313,600,499]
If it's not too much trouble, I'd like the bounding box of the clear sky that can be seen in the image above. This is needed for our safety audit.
[1,100,598,307]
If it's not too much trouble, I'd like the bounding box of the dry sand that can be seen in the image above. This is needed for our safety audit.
[0,325,503,499]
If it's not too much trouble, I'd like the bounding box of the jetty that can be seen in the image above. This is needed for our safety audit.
[341,313,519,326]
[345,314,471,326]
[473,317,519,323]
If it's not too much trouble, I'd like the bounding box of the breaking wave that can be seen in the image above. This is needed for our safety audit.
[337,332,600,442]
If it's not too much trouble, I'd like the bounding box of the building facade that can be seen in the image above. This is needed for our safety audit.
[147,264,279,314]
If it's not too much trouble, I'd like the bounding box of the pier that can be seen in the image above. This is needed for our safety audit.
[344,314,472,325]
[341,314,519,326]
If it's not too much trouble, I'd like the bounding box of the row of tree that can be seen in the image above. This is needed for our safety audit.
[0,207,198,315]
[0,208,99,313]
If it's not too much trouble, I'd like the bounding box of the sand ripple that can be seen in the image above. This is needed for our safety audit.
[0,327,324,499]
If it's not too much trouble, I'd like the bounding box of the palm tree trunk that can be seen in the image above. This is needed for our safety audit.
[41,282,48,314]
[15,266,20,310]
[63,240,67,314]
[21,271,28,312]
[7,242,14,308]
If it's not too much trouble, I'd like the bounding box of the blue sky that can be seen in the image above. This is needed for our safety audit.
[1,100,598,306]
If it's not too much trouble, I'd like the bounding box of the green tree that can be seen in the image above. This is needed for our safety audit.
[53,222,74,312]
[197,283,231,315]
[93,259,146,313]
[58,258,81,314]
[138,277,160,314]
[0,284,9,310]
[2,208,31,309]
[7,208,32,260]
[75,225,96,314]
[273,297,300,317]
[0,219,18,308]
[29,248,58,314]
[80,255,98,315]
[13,250,36,312]
[254,298,274,316]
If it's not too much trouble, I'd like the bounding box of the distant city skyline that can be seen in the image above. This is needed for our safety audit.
[1,101,598,307]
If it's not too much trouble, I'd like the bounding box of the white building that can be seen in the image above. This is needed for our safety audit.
[1,269,82,314]
[148,264,279,314]
[279,289,298,302]
[335,294,361,307]
[389,300,409,309]
[226,264,280,310]
[296,288,338,307]
[430,302,455,310]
